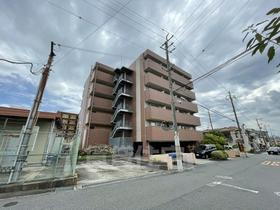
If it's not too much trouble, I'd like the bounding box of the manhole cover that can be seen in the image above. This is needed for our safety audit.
[3,201,18,207]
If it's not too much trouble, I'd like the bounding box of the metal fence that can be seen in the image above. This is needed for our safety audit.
[0,129,80,185]
[109,137,133,155]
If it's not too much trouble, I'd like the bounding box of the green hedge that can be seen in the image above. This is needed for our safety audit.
[211,150,229,160]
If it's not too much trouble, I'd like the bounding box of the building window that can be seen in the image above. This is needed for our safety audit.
[62,114,69,118]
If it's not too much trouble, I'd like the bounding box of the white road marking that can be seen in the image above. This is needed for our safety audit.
[206,181,259,194]
[262,161,271,165]
[206,181,222,187]
[274,192,280,197]
[215,175,233,180]
[220,183,259,194]
[261,161,280,167]
[270,162,280,167]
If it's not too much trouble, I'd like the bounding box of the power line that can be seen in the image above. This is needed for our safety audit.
[47,1,145,51]
[174,46,253,93]
[56,43,134,59]
[176,0,225,44]
[175,47,229,92]
[81,0,164,43]
[0,58,35,74]
[196,102,235,122]
[175,1,218,40]
[47,1,97,26]
[102,0,170,34]
[175,0,252,91]
[52,0,134,66]
[195,0,251,58]
[173,0,205,35]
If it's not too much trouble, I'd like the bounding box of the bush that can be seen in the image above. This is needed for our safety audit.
[216,144,224,150]
[78,150,87,156]
[78,155,87,161]
[202,133,226,151]
[85,144,113,155]
[211,150,228,160]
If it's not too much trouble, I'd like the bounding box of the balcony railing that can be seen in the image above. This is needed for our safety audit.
[112,74,133,94]
[113,74,118,83]
[111,120,132,137]
[111,103,132,123]
[112,88,132,108]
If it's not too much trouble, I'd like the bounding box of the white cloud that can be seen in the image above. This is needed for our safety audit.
[0,0,279,135]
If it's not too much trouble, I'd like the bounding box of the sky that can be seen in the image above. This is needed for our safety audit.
[0,0,279,135]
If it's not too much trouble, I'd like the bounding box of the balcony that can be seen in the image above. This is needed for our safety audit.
[143,49,192,79]
[144,72,169,92]
[146,126,202,142]
[91,96,112,112]
[90,112,112,126]
[112,74,133,94]
[113,74,118,83]
[95,70,113,85]
[173,83,195,100]
[144,59,168,77]
[87,97,92,110]
[171,71,193,89]
[145,106,201,126]
[111,104,133,123]
[144,59,193,89]
[89,84,94,95]
[94,83,113,98]
[112,88,133,108]
[111,120,132,137]
[145,89,198,113]
[145,73,195,101]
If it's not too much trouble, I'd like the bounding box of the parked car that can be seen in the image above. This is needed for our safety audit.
[195,144,217,159]
[267,147,280,155]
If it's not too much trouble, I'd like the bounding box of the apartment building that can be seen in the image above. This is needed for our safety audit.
[57,111,78,139]
[79,62,115,149]
[79,49,202,155]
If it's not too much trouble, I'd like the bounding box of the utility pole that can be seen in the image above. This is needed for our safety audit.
[160,34,183,171]
[208,110,214,130]
[227,91,248,157]
[9,42,56,182]
[263,124,271,145]
[256,118,267,148]
[267,124,276,145]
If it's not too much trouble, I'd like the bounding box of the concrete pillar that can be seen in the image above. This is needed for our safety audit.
[142,141,150,157]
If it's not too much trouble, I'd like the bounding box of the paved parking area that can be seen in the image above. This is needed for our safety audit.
[76,159,161,187]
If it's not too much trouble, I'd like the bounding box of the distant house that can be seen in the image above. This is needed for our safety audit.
[0,107,78,167]
[203,126,252,151]
[203,126,270,152]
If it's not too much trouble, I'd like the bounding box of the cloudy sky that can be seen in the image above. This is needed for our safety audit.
[0,0,279,135]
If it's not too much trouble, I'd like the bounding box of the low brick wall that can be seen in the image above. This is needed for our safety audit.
[128,158,169,170]
[150,154,173,170]
[0,176,77,198]
[182,153,197,164]
[225,149,240,158]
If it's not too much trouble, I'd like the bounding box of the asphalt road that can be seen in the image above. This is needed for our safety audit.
[1,153,280,210]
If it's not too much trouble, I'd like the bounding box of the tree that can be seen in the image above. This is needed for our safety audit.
[202,132,226,150]
[243,8,280,71]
